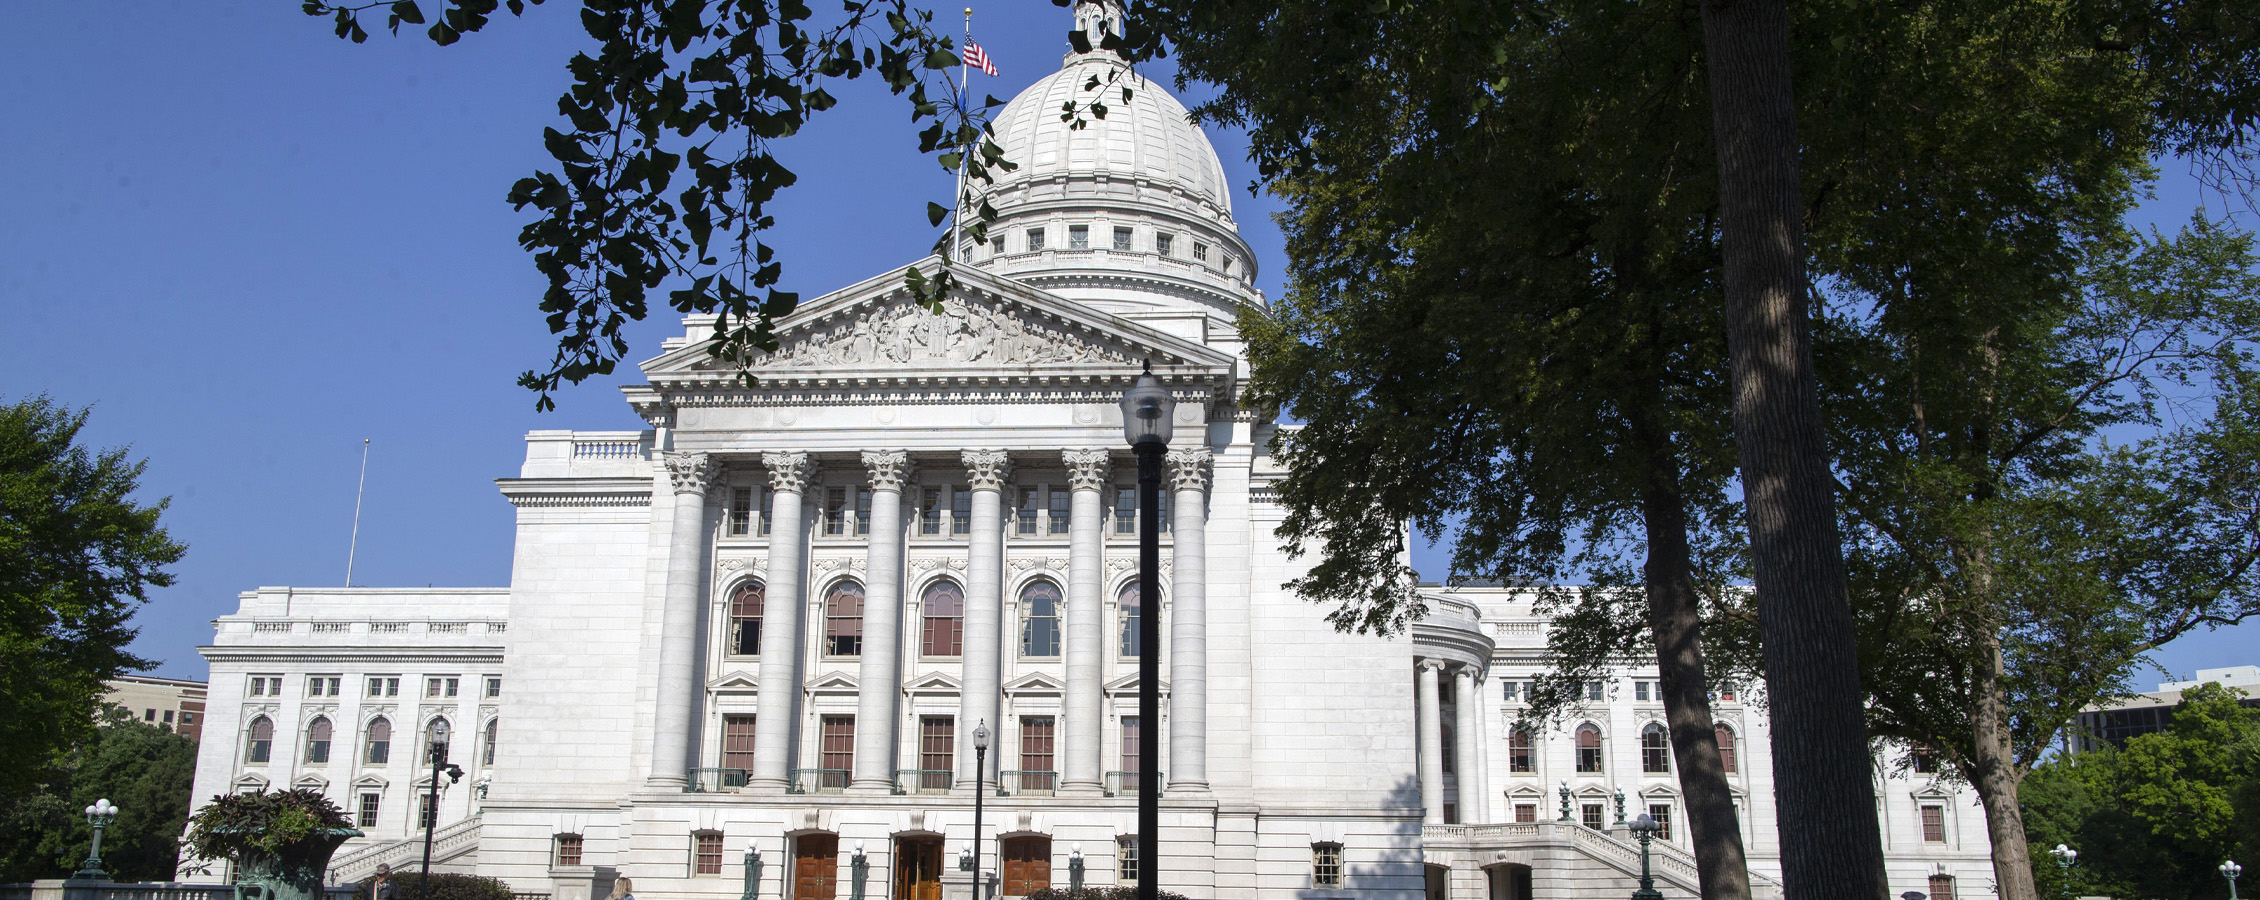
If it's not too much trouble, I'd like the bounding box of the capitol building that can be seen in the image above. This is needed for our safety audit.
[182,5,1997,898]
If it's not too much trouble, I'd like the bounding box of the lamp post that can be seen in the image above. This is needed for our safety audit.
[2224,860,2243,900]
[1626,813,1663,900]
[1557,780,1573,823]
[2049,844,2077,900]
[1069,844,1085,890]
[1120,361,1172,900]
[741,839,761,900]
[973,720,990,900]
[420,722,464,899]
[849,841,868,900]
[68,799,118,881]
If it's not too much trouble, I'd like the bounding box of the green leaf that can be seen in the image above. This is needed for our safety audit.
[428,21,460,45]
[927,202,950,226]
[391,0,425,25]
[1068,29,1091,54]
[925,49,959,70]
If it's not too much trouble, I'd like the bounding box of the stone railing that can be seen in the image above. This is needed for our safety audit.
[571,438,647,460]
[328,815,481,883]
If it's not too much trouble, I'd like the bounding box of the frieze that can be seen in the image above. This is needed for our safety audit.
[708,296,1135,370]
[908,557,968,573]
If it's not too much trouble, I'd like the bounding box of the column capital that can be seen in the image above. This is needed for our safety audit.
[1062,450,1112,490]
[762,451,817,493]
[1165,447,1213,493]
[862,450,916,491]
[1418,658,1446,673]
[963,450,1013,491]
[663,452,717,495]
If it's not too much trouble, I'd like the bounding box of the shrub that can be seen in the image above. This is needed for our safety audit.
[1023,888,1187,900]
[357,872,516,900]
[182,789,355,862]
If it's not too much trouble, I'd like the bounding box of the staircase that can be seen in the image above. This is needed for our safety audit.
[328,816,482,883]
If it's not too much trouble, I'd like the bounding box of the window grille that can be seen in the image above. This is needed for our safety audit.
[694,832,724,875]
[1027,228,1045,251]
[555,833,583,867]
[723,715,757,772]
[246,717,273,764]
[365,718,392,764]
[1647,804,1673,840]
[357,793,381,828]
[1311,843,1344,889]
[1921,805,1945,842]
[1642,723,1671,773]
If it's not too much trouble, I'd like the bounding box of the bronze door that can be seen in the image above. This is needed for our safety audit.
[894,837,943,900]
[794,834,838,900]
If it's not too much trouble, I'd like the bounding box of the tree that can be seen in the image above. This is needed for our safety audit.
[0,397,184,800]
[2022,683,2260,900]
[0,711,200,883]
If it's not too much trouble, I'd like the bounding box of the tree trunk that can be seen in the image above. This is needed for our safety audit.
[1969,631,2041,900]
[1638,467,1756,900]
[1697,1,1889,898]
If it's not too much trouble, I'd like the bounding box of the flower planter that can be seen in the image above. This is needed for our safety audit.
[227,828,362,900]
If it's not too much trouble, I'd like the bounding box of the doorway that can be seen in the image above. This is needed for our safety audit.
[794,834,839,900]
[893,836,944,900]
[1486,863,1533,900]
[999,836,1052,896]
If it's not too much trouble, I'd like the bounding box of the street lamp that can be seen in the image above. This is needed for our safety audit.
[1119,361,1172,900]
[2224,860,2243,900]
[1626,813,1663,900]
[741,839,761,900]
[69,799,118,881]
[1557,780,1573,823]
[1069,844,1085,890]
[2048,844,2078,900]
[973,720,991,900]
[849,841,868,900]
[420,722,464,899]
[1612,786,1627,827]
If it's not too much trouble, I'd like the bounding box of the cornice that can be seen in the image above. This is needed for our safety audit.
[496,477,654,509]
[198,646,505,664]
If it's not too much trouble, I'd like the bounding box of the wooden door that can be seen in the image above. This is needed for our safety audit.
[793,834,838,900]
[893,837,943,900]
[999,837,1050,896]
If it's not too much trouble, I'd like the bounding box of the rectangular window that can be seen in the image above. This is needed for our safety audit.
[163,710,175,724]
[1582,803,1605,831]
[1503,681,1521,702]
[1648,804,1673,841]
[1586,681,1606,701]
[143,708,155,721]
[1912,747,1940,774]
[1312,843,1344,889]
[1929,876,1956,900]
[1120,716,1141,774]
[1636,681,1651,701]
[694,832,724,875]
[855,488,873,536]
[1112,227,1133,251]
[1441,717,1456,775]
[728,487,754,535]
[1514,803,1536,823]
[1116,836,1138,887]
[1156,233,1174,256]
[485,677,502,698]
[1192,241,1208,262]
[824,487,848,536]
[820,716,854,788]
[1026,228,1045,251]
[1222,253,1236,274]
[922,488,945,535]
[357,793,381,829]
[952,486,971,535]
[366,677,385,697]
[1049,488,1071,534]
[760,487,774,536]
[306,676,322,697]
[1113,488,1136,534]
[723,714,757,773]
[1020,717,1055,790]
[919,716,954,790]
[419,794,437,830]
[1017,487,1041,535]
[555,833,584,868]
[990,235,1004,255]
[248,675,280,697]
[1068,225,1089,250]
[427,677,443,698]
[1921,805,1945,842]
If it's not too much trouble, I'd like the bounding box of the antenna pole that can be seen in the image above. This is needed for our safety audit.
[346,438,369,586]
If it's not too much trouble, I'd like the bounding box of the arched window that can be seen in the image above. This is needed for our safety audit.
[729,581,765,656]
[246,716,274,764]
[1021,580,1063,658]
[483,719,498,766]
[1118,582,1148,657]
[1508,726,1535,772]
[825,580,866,656]
[426,717,451,765]
[1641,723,1671,773]
[1714,724,1737,773]
[365,717,392,765]
[1575,723,1603,773]
[921,581,965,657]
[305,717,333,764]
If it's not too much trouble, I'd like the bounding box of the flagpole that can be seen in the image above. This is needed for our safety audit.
[345,438,369,586]
[948,6,973,263]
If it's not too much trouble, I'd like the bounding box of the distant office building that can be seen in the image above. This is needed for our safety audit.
[104,674,208,740]
[2069,665,2260,752]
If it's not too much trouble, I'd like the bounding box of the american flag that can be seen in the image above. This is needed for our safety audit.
[963,41,999,77]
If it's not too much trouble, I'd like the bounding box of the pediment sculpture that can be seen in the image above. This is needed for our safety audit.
[710,296,1135,369]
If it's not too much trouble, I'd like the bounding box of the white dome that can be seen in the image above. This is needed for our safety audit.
[987,55,1234,222]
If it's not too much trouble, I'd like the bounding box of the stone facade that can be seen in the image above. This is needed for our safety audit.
[184,4,1998,898]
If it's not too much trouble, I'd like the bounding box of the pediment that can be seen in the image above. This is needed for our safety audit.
[233,773,270,791]
[354,774,390,789]
[637,257,1236,390]
[1003,672,1066,694]
[294,773,331,791]
[807,671,860,693]
[1636,784,1680,799]
[1103,673,1168,694]
[709,670,760,692]
[904,672,962,693]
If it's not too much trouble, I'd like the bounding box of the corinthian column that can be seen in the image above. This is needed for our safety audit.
[1455,666,1483,822]
[852,451,912,792]
[1060,450,1110,794]
[958,450,1012,788]
[1416,659,1445,824]
[1166,446,1211,792]
[646,452,715,790]
[750,452,815,792]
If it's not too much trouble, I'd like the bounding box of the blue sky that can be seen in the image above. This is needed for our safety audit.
[1,1,2249,688]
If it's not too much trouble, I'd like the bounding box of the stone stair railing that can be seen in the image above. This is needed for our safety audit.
[328,815,482,884]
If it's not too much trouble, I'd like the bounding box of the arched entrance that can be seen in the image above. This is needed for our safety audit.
[1485,863,1533,900]
[892,836,944,900]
